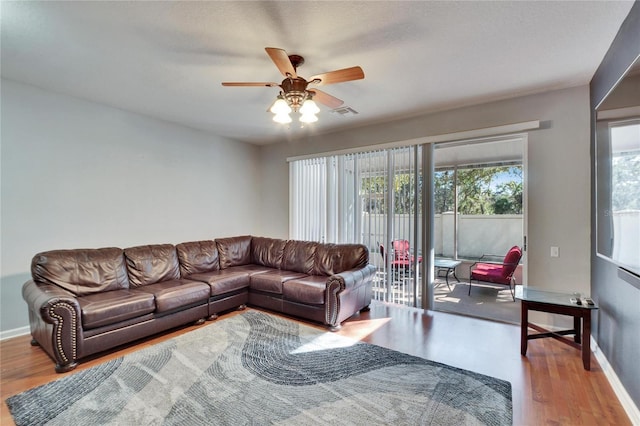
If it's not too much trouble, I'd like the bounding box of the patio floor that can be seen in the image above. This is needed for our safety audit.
[434,280,520,324]
[372,271,520,324]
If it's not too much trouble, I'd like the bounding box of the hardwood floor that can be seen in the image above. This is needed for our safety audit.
[1,302,631,425]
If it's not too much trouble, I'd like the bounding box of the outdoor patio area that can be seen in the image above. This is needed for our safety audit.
[371,271,521,324]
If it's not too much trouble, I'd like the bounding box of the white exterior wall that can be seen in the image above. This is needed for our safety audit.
[362,213,523,260]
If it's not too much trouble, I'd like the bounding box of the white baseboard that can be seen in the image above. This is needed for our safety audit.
[591,336,640,425]
[0,326,30,341]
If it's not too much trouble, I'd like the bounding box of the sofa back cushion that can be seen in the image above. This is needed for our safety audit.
[251,237,286,269]
[313,243,369,276]
[216,236,252,269]
[124,244,180,287]
[31,247,129,296]
[282,240,318,275]
[176,240,219,276]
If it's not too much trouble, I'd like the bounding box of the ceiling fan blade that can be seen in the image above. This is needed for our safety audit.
[308,89,344,109]
[265,47,297,78]
[310,66,364,86]
[222,82,280,87]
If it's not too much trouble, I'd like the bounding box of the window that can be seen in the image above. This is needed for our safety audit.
[607,119,640,271]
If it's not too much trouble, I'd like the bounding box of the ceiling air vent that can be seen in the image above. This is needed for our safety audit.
[331,106,359,116]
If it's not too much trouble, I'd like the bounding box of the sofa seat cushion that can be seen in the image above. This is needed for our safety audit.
[187,270,251,296]
[250,270,308,294]
[77,289,156,330]
[470,264,509,285]
[134,279,210,313]
[282,276,327,305]
[225,264,273,276]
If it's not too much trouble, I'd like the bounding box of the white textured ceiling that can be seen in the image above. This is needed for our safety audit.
[1,1,634,145]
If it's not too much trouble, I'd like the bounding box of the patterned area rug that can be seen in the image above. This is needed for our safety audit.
[7,311,512,425]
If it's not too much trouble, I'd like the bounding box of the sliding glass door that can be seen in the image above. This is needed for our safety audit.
[432,136,527,321]
[290,146,423,307]
[358,147,422,306]
[289,135,527,311]
[434,137,525,265]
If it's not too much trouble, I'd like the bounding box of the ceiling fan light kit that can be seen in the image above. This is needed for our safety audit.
[273,112,293,124]
[270,96,291,114]
[299,99,320,123]
[222,47,364,126]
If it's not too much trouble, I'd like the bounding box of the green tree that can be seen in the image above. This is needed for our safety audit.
[361,175,387,213]
[457,168,498,214]
[435,165,522,215]
[492,180,523,214]
[434,170,454,213]
[393,173,419,214]
[364,165,523,215]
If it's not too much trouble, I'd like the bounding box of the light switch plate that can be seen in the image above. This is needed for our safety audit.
[550,246,559,257]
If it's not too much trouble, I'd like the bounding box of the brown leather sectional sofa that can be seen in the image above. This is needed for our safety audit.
[22,235,376,373]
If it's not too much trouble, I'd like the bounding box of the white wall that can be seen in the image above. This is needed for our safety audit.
[1,79,262,332]
[259,85,592,325]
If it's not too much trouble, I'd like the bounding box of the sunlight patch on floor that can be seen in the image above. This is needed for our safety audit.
[337,317,392,341]
[436,296,462,303]
[290,318,392,353]
[290,333,358,353]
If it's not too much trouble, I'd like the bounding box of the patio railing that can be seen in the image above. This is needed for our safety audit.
[363,213,523,259]
[363,212,523,306]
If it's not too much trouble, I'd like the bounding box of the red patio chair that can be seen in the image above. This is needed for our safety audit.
[379,240,422,276]
[468,245,522,301]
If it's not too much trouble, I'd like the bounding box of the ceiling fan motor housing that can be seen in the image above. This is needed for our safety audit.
[281,77,310,110]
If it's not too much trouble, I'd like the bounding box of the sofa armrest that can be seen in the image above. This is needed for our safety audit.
[325,265,376,328]
[22,280,82,372]
[326,264,377,292]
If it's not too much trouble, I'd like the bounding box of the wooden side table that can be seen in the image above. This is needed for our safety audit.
[515,285,598,370]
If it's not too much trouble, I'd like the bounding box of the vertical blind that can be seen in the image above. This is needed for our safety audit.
[289,156,329,242]
[289,146,423,307]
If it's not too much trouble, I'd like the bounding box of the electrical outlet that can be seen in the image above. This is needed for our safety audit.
[550,246,559,257]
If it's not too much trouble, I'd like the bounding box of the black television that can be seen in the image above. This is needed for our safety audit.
[595,55,640,278]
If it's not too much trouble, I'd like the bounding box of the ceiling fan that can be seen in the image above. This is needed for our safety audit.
[222,47,364,123]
